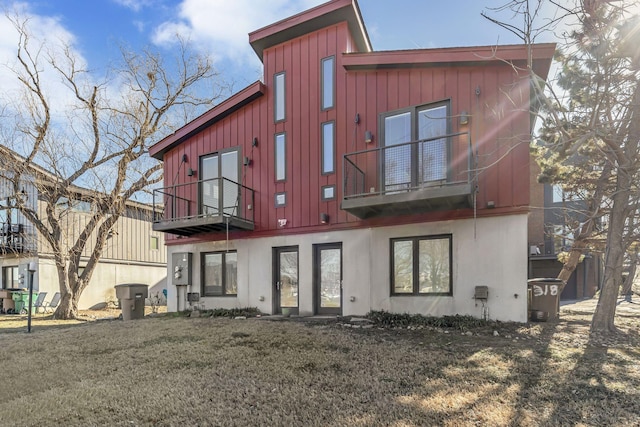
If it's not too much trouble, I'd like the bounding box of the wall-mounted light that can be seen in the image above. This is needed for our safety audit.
[460,111,469,126]
[243,156,251,166]
[252,137,258,147]
[182,154,188,162]
[364,130,373,143]
[320,213,330,224]
[187,167,196,177]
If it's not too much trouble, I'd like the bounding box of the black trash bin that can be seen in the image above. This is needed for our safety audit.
[115,284,148,320]
[527,278,564,321]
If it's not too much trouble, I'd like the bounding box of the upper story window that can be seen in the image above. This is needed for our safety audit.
[274,72,286,122]
[321,121,335,175]
[381,101,450,193]
[275,133,286,181]
[321,56,335,110]
[391,234,452,296]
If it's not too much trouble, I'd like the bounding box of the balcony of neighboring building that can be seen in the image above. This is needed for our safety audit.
[341,131,474,219]
[0,223,28,254]
[152,178,255,237]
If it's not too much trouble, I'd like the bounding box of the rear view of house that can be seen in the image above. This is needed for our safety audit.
[149,0,554,322]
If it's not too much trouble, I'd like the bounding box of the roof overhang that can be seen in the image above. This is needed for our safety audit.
[249,0,371,61]
[342,43,556,75]
[149,81,265,160]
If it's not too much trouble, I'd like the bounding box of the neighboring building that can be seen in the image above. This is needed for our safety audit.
[528,173,603,300]
[0,166,167,310]
[149,0,554,322]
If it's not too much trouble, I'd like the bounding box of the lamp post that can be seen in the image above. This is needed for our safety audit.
[26,261,36,333]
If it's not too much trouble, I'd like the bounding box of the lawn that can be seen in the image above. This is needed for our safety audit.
[0,302,638,427]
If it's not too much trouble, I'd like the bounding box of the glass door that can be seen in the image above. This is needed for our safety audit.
[200,154,219,216]
[314,243,342,315]
[199,149,239,217]
[418,105,447,183]
[273,247,299,315]
[383,111,412,193]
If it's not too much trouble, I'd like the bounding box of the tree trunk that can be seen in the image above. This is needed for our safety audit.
[54,290,79,320]
[557,232,592,289]
[52,258,80,320]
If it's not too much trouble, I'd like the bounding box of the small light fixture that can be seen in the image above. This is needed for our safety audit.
[243,156,251,166]
[182,154,188,162]
[364,130,373,143]
[320,213,330,224]
[460,111,469,126]
[252,137,258,147]
[187,168,195,177]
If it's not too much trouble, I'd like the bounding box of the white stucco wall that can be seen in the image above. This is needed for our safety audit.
[164,213,528,322]
[0,258,167,310]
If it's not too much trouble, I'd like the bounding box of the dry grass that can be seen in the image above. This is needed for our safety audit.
[0,302,638,427]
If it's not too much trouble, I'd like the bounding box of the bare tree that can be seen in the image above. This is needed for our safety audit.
[485,0,640,333]
[0,16,224,319]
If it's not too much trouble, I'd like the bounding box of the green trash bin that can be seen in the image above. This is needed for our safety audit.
[12,291,38,314]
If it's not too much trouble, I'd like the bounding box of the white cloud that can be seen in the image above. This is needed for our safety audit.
[110,0,153,13]
[0,2,88,112]
[152,0,323,65]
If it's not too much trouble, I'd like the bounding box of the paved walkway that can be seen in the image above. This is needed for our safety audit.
[561,296,640,317]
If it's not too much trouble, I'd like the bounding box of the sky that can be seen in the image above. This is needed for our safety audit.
[0,0,562,93]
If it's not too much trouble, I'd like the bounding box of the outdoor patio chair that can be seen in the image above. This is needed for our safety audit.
[32,291,47,313]
[42,292,61,313]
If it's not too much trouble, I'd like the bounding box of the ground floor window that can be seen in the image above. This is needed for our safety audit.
[391,234,452,296]
[202,251,237,296]
[2,266,19,289]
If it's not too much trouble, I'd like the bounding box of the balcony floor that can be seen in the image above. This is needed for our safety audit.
[341,183,473,219]
[153,215,254,236]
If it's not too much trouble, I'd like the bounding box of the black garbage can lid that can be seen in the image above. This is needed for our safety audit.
[527,278,565,284]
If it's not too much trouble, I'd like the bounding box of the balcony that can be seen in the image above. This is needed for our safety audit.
[153,178,255,236]
[341,132,474,219]
[0,223,28,254]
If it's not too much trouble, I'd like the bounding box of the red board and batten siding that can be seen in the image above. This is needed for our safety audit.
[159,22,539,244]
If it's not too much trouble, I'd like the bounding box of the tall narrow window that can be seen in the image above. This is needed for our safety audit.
[321,121,335,174]
[274,72,286,122]
[321,56,335,110]
[275,133,286,181]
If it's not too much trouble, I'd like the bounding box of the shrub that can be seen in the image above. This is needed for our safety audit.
[366,310,490,330]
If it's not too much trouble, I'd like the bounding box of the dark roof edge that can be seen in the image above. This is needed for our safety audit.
[342,43,556,70]
[249,0,371,61]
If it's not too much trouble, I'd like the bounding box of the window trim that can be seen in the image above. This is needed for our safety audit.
[390,234,453,296]
[321,56,335,111]
[379,99,452,189]
[274,71,286,122]
[274,192,287,208]
[150,236,159,250]
[321,121,335,175]
[275,132,287,182]
[201,251,238,297]
[321,185,335,201]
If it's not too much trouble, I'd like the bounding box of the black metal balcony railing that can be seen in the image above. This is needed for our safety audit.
[152,177,255,236]
[342,132,474,218]
[0,222,28,253]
